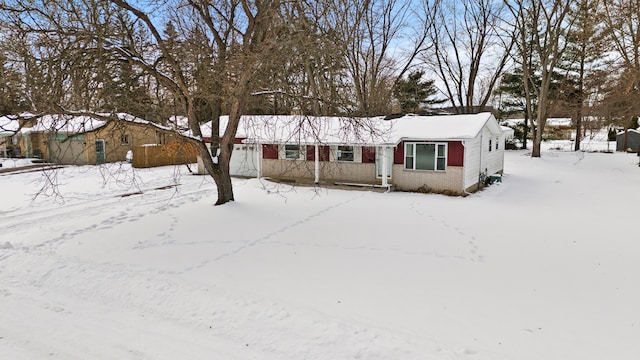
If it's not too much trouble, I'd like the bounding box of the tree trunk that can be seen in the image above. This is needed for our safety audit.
[531,127,542,157]
[213,162,234,205]
[574,110,582,151]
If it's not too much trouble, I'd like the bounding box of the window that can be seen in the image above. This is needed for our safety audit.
[121,134,130,145]
[489,139,492,151]
[404,142,446,171]
[285,144,301,160]
[495,138,499,150]
[337,146,354,162]
[156,131,166,145]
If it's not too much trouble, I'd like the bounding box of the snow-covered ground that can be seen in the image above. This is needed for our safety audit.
[1,141,639,360]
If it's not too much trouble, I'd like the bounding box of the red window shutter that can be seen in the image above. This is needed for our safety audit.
[447,141,464,166]
[262,144,278,159]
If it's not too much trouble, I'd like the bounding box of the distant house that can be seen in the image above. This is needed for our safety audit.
[197,113,505,195]
[502,117,573,140]
[616,129,640,152]
[1,113,190,165]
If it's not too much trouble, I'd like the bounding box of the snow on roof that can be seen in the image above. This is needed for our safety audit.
[22,114,108,134]
[1,113,171,136]
[194,113,499,145]
[503,117,573,128]
[0,115,20,136]
[501,125,515,139]
[388,113,497,142]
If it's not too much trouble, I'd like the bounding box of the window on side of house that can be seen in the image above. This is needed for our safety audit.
[156,131,166,145]
[337,145,354,162]
[495,138,499,150]
[404,142,446,171]
[489,139,492,151]
[121,134,130,146]
[285,144,301,160]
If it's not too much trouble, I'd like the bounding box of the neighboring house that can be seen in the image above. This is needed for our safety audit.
[616,129,640,152]
[502,117,573,140]
[2,113,184,165]
[197,113,505,195]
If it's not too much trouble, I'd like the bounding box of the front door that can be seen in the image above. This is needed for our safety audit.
[375,146,393,179]
[95,139,106,164]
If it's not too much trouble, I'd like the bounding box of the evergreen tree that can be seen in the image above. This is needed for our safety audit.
[393,70,440,114]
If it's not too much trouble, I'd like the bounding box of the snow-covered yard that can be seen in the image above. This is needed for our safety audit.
[1,143,639,360]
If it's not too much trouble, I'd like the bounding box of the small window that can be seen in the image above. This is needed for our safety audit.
[405,143,414,169]
[489,139,492,151]
[495,138,499,150]
[156,131,166,145]
[121,134,130,145]
[285,144,301,160]
[337,146,354,162]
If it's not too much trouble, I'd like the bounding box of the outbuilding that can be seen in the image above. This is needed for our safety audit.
[616,129,640,152]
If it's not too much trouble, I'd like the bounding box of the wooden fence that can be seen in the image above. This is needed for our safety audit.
[132,142,197,168]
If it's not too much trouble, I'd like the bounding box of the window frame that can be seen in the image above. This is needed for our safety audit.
[284,144,302,160]
[120,134,130,146]
[404,142,447,171]
[336,145,355,162]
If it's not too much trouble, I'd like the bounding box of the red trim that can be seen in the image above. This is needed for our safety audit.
[320,146,330,161]
[393,142,404,164]
[262,144,278,159]
[234,137,245,144]
[362,146,376,163]
[447,141,464,166]
[306,146,315,161]
[305,146,330,161]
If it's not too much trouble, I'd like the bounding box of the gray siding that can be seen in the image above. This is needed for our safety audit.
[617,130,640,152]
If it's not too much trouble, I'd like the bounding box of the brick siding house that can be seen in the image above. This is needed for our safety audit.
[197,113,505,195]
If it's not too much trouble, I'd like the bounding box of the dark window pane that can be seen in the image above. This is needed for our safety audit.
[415,144,435,170]
[405,157,413,169]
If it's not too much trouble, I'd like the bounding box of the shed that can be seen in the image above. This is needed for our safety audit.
[616,129,640,152]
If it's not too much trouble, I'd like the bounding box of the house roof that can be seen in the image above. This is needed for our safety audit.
[1,113,171,136]
[0,115,19,137]
[502,117,574,128]
[195,112,501,145]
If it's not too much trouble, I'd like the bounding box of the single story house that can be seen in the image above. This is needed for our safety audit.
[197,113,505,195]
[1,113,187,165]
[616,128,640,152]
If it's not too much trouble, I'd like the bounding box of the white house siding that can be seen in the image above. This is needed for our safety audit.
[229,144,259,177]
[393,165,465,194]
[196,144,259,176]
[482,127,505,176]
[463,136,482,190]
[262,159,376,184]
[462,127,505,192]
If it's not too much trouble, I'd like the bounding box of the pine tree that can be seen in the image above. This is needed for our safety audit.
[393,70,440,114]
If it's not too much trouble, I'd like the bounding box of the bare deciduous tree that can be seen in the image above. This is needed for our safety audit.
[506,0,573,157]
[325,0,425,116]
[1,0,303,205]
[602,0,640,150]
[421,0,514,114]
